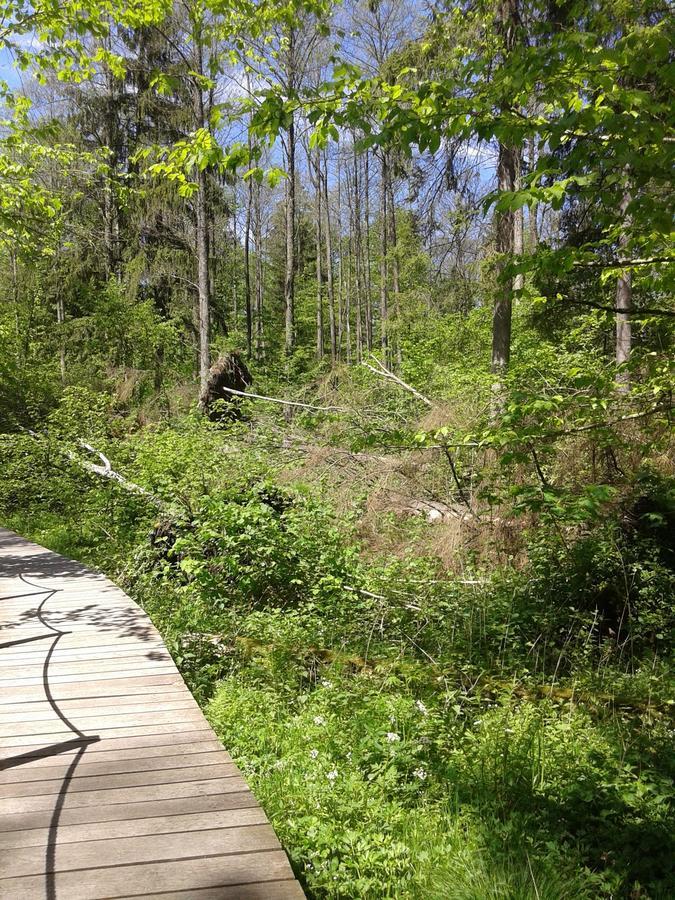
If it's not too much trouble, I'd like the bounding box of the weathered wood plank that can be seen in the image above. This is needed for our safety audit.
[0,851,295,900]
[4,824,281,878]
[0,805,268,850]
[0,790,260,833]
[114,883,307,900]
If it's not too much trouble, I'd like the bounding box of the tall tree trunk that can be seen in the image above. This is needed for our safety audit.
[491,0,519,408]
[386,173,401,368]
[253,179,265,361]
[322,152,337,363]
[351,154,363,361]
[491,145,516,376]
[192,26,212,399]
[345,225,352,365]
[528,134,539,249]
[56,290,66,383]
[244,179,253,358]
[231,198,238,328]
[616,186,632,393]
[314,151,324,360]
[513,147,524,293]
[336,153,344,358]
[364,148,373,350]
[196,165,211,395]
[102,37,120,281]
[379,153,389,355]
[284,115,296,355]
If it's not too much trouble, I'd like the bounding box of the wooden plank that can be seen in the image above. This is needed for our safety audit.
[0,650,172,668]
[0,805,268,850]
[0,850,296,900]
[2,749,228,783]
[2,738,225,769]
[1,722,216,749]
[3,824,281,878]
[1,676,185,704]
[0,665,179,687]
[0,761,240,798]
[4,706,209,738]
[2,775,250,814]
[0,790,260,834]
[0,694,196,723]
[114,882,306,900]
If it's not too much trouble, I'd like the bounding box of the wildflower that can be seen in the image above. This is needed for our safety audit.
[272,759,285,771]
[386,732,401,742]
[413,767,428,780]
[321,679,333,688]
[327,769,338,782]
[309,748,319,759]
[415,700,428,715]
[313,715,326,726]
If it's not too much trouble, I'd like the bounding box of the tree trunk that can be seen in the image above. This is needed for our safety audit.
[364,148,373,350]
[253,179,265,361]
[379,153,389,355]
[196,165,211,395]
[244,177,253,358]
[322,152,337,363]
[345,224,352,364]
[314,151,324,360]
[491,144,516,377]
[231,198,238,328]
[351,153,363,361]
[336,153,344,358]
[513,147,524,293]
[56,290,66,383]
[491,0,519,408]
[386,173,401,368]
[528,134,539,249]
[616,187,632,393]
[284,116,296,354]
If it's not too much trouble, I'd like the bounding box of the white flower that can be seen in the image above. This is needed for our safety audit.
[321,679,333,688]
[386,732,401,743]
[273,759,285,770]
[413,767,428,780]
[313,715,326,726]
[327,768,338,782]
[309,748,319,759]
[415,700,428,715]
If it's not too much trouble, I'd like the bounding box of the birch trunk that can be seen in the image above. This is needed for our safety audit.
[616,187,632,393]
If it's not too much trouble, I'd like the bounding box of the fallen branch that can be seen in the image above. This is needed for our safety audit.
[217,385,348,413]
[363,356,434,407]
[24,429,164,508]
[75,442,163,506]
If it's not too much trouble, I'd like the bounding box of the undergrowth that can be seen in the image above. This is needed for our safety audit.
[1,399,673,899]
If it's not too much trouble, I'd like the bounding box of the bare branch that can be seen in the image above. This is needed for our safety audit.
[363,356,433,407]
[217,385,349,413]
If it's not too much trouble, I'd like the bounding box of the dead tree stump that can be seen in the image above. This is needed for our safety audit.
[199,351,253,420]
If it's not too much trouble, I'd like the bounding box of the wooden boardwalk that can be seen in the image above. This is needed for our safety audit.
[0,528,304,900]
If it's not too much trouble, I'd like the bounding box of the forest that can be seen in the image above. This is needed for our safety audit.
[0,0,674,896]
